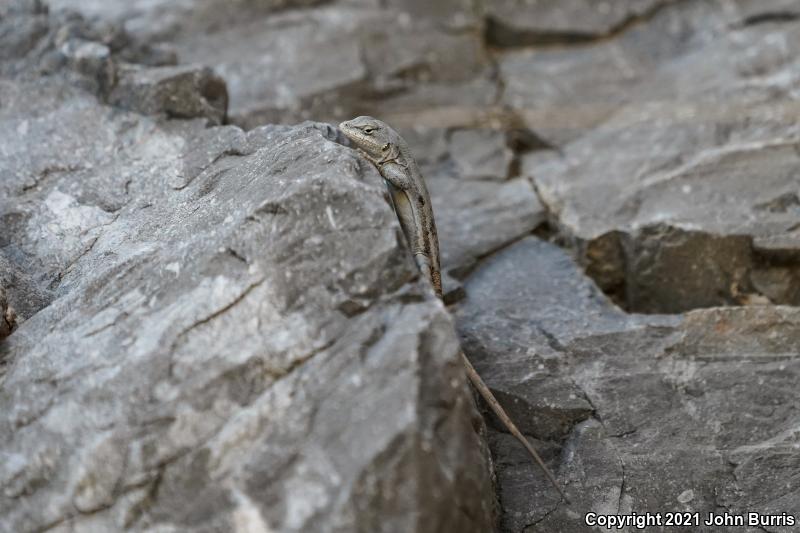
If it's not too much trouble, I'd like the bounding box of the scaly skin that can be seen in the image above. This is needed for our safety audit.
[338,116,442,298]
[339,116,569,503]
[0,287,16,339]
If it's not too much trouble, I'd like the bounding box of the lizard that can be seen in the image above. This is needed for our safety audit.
[340,117,442,299]
[0,286,16,340]
[339,116,569,503]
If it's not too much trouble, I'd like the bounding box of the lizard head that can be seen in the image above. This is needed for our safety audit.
[339,116,394,161]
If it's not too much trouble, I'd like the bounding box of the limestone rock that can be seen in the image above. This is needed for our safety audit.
[0,112,495,531]
[110,64,228,124]
[430,176,545,279]
[0,256,51,322]
[521,1,800,312]
[499,1,731,146]
[485,0,672,46]
[0,7,494,532]
[49,0,489,128]
[455,238,800,532]
[448,129,513,181]
[8,1,800,531]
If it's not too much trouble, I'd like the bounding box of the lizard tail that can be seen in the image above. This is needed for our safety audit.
[460,351,571,504]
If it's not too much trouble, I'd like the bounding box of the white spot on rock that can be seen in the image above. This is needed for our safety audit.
[44,190,113,233]
[325,205,337,229]
[70,433,125,513]
[231,488,275,533]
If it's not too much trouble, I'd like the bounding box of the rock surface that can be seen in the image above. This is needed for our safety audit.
[457,238,800,533]
[485,0,673,46]
[109,64,229,125]
[51,0,488,128]
[5,0,800,531]
[0,4,494,532]
[520,1,800,313]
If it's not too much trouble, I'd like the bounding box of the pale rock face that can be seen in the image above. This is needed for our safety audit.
[5,0,800,531]
[457,238,800,532]
[519,3,800,313]
[0,5,493,532]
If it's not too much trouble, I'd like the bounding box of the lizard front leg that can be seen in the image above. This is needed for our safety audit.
[0,287,16,339]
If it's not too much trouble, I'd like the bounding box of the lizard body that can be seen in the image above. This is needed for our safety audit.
[339,116,568,503]
[0,287,16,339]
[338,116,442,298]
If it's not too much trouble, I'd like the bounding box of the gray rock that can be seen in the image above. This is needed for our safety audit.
[485,0,671,46]
[455,237,800,532]
[448,129,513,181]
[58,38,115,94]
[174,7,369,128]
[0,8,495,532]
[361,75,502,141]
[520,3,800,312]
[0,255,52,321]
[429,176,545,279]
[219,7,485,128]
[49,0,489,128]
[0,114,495,532]
[381,0,480,30]
[110,64,228,125]
[46,0,331,40]
[728,0,800,26]
[8,1,800,531]
[499,0,731,146]
[499,42,640,146]
[0,0,175,82]
[0,1,50,73]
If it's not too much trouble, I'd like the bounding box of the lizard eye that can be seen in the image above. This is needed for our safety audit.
[363,127,374,134]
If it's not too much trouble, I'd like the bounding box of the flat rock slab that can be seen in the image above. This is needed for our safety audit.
[486,0,672,46]
[176,6,486,128]
[456,237,800,533]
[519,2,800,312]
[49,0,489,128]
[499,1,731,146]
[448,128,513,181]
[430,176,545,280]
